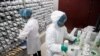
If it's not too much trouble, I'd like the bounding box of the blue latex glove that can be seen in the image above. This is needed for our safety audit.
[61,43,68,53]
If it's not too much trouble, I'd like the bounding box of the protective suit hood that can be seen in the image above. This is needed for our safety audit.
[51,11,66,23]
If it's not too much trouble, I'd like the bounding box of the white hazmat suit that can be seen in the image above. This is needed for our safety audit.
[45,11,76,56]
[18,17,41,55]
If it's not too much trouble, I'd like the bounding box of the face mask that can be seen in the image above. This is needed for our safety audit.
[57,15,67,27]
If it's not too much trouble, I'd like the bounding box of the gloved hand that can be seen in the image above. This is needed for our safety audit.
[61,43,68,53]
[73,38,77,43]
[17,30,27,40]
[68,36,77,44]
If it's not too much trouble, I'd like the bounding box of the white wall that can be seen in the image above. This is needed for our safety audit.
[53,0,59,10]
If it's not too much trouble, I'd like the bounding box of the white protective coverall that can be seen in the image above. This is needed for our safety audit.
[18,17,41,55]
[45,11,76,56]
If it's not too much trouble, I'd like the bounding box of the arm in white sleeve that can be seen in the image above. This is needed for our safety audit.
[46,28,62,53]
[63,26,76,41]
[18,20,33,40]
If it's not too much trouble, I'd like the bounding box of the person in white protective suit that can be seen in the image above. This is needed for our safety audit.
[18,9,41,56]
[45,10,77,56]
